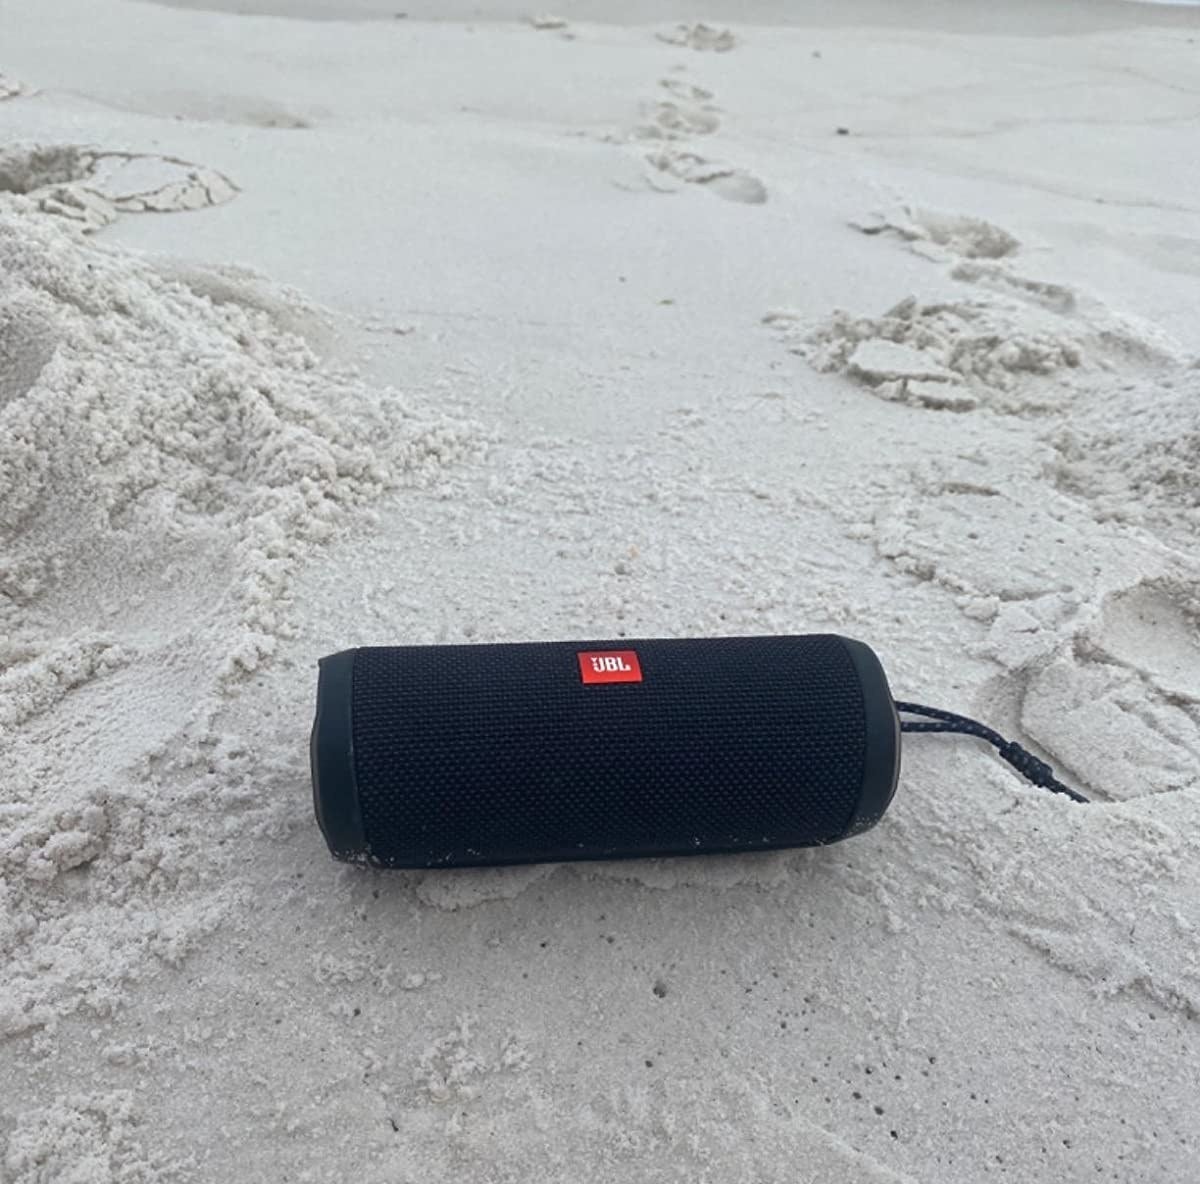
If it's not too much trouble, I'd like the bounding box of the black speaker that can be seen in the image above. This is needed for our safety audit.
[310,634,901,868]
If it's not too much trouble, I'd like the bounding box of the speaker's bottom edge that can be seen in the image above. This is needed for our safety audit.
[356,830,877,871]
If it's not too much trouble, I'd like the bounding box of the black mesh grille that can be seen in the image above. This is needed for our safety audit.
[350,635,867,868]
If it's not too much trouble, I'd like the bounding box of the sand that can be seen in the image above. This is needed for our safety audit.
[1,1,1198,1180]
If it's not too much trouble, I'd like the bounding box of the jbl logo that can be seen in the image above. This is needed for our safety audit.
[592,656,631,672]
[578,650,643,684]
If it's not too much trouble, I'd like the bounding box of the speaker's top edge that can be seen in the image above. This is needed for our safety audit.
[343,633,850,654]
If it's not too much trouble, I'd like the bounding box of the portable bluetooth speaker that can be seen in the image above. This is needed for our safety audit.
[311,634,902,868]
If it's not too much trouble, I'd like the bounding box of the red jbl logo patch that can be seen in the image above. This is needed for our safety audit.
[578,650,643,684]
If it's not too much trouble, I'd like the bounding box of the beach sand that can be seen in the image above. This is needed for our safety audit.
[1,1,1198,1179]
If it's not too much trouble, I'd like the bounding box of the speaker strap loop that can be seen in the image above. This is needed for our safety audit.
[895,702,1088,803]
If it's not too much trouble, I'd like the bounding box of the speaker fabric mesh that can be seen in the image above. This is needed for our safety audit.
[312,634,900,868]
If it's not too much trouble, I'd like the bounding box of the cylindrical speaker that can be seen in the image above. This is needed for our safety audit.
[311,634,900,869]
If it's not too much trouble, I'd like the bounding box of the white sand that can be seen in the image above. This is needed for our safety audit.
[1,1,1198,1179]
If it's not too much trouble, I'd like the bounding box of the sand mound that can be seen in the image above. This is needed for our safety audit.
[0,204,480,1037]
[768,295,1086,413]
[769,225,1178,416]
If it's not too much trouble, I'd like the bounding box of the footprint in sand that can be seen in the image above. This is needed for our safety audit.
[851,206,1019,260]
[635,78,722,140]
[1090,580,1200,704]
[987,576,1200,802]
[658,78,714,102]
[0,145,117,230]
[950,260,1076,314]
[90,152,238,212]
[1050,366,1199,541]
[834,202,1179,410]
[767,293,1085,412]
[635,97,721,141]
[0,143,237,231]
[771,244,1175,417]
[657,23,738,52]
[645,147,767,204]
[853,206,1074,315]
[619,58,764,203]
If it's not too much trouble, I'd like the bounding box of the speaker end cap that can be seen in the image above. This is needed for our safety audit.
[840,636,902,837]
[311,648,367,861]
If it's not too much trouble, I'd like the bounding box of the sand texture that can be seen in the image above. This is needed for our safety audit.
[1,1,1198,1180]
